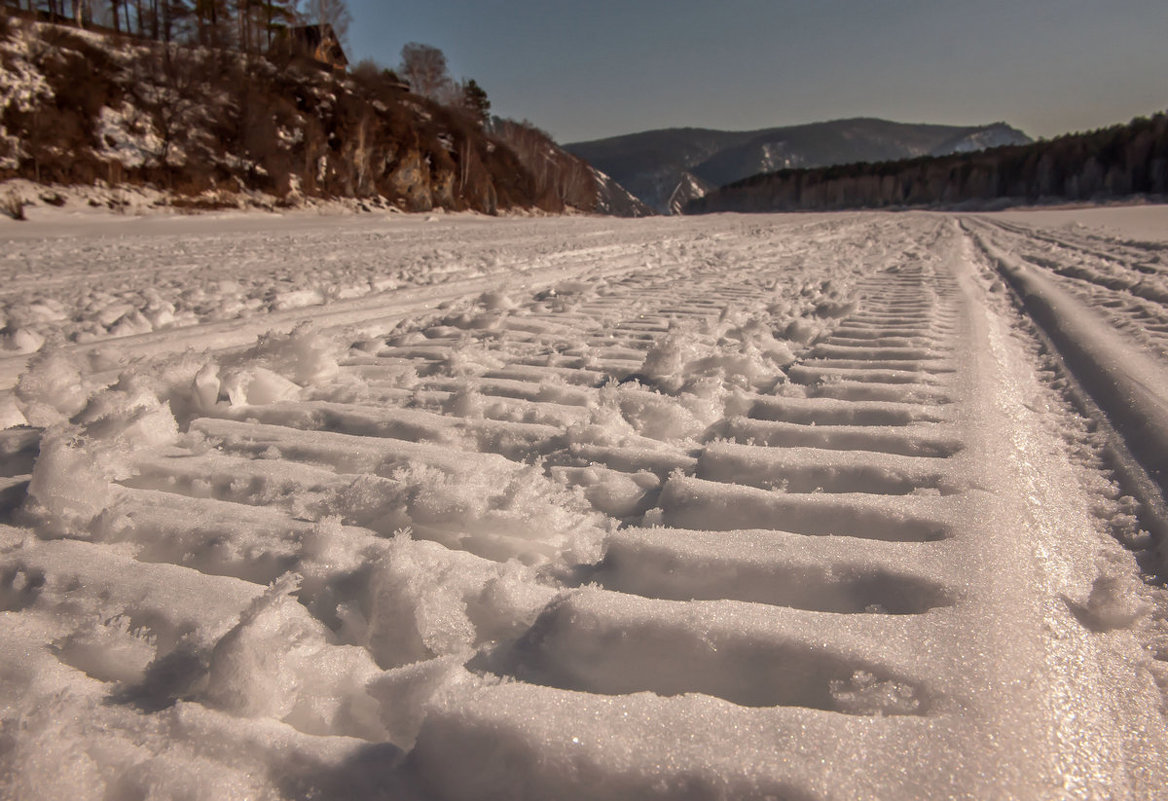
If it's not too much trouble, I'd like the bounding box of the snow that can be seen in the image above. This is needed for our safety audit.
[0,30,54,114]
[0,29,54,170]
[973,225,1168,510]
[96,104,166,169]
[1,206,1168,799]
[985,204,1168,243]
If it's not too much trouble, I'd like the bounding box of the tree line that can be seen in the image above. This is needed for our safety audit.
[5,3,496,137]
[4,1,496,130]
[688,113,1168,214]
[2,0,350,52]
[378,42,490,127]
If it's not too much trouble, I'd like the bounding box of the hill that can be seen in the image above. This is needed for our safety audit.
[488,118,651,217]
[566,118,1032,213]
[0,16,645,216]
[687,113,1168,214]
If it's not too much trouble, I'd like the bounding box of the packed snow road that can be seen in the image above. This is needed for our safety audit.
[1,209,1167,800]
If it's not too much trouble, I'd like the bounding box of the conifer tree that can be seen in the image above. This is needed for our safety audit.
[461,79,490,126]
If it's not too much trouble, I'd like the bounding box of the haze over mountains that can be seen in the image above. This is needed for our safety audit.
[566,118,1032,213]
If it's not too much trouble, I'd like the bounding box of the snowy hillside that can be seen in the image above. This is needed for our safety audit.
[1,206,1168,799]
[0,18,644,216]
[666,171,714,215]
[592,167,654,217]
[486,118,652,217]
[930,121,1034,155]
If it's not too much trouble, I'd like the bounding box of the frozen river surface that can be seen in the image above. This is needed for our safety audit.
[2,207,1167,800]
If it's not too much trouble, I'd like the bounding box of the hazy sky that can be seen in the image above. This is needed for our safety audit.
[344,0,1168,144]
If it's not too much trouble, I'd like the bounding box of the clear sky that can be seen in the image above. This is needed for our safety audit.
[343,0,1168,144]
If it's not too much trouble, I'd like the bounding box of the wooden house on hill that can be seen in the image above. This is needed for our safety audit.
[285,23,349,72]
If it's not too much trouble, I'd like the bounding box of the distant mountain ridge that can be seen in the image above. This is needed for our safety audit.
[687,112,1168,215]
[566,118,1032,213]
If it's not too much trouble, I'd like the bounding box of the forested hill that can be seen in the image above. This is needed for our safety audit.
[687,113,1168,214]
[0,14,647,215]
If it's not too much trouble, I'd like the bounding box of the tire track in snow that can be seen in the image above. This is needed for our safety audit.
[415,233,991,800]
[4,215,1167,799]
[969,217,1168,364]
[407,221,1168,800]
[968,219,1168,572]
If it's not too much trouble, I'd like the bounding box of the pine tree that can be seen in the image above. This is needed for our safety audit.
[461,79,490,126]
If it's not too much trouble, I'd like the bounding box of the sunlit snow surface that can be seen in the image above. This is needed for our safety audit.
[2,205,1168,800]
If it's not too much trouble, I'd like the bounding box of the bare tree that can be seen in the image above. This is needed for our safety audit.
[398,42,450,100]
[262,0,298,49]
[146,43,202,175]
[304,0,348,41]
[194,0,229,45]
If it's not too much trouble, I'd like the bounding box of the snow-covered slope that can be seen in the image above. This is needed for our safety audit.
[930,122,1034,155]
[666,171,714,215]
[592,167,655,217]
[1,208,1167,799]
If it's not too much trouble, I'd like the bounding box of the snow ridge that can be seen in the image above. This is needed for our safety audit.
[970,219,1168,570]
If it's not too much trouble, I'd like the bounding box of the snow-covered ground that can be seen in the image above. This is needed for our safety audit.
[1,206,1167,799]
[984,204,1168,243]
